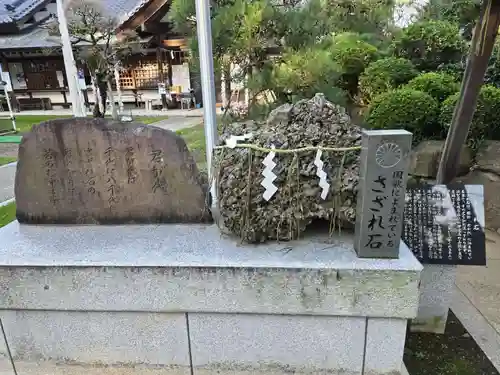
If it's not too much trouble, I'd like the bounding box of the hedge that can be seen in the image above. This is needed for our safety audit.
[440,85,500,150]
[406,72,459,103]
[359,57,417,103]
[365,88,440,142]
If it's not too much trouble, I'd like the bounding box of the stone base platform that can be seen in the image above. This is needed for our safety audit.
[0,222,422,375]
[0,361,411,375]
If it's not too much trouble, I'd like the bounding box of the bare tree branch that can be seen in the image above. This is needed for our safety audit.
[50,1,144,118]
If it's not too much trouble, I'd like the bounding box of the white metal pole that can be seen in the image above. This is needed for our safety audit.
[0,65,16,131]
[195,0,218,204]
[78,84,87,116]
[221,71,227,109]
[245,73,249,105]
[56,0,85,117]
[114,66,123,113]
[3,86,16,132]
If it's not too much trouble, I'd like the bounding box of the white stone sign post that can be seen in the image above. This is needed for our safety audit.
[354,129,413,258]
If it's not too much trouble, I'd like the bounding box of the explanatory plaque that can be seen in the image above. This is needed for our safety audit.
[402,184,486,266]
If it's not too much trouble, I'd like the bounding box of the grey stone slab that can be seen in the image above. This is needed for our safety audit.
[0,259,421,318]
[0,224,422,318]
[0,222,422,270]
[188,313,365,374]
[354,130,412,259]
[0,310,190,367]
[364,318,407,374]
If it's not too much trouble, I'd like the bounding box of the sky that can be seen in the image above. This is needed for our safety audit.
[393,0,430,27]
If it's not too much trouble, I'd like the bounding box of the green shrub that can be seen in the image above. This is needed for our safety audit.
[273,46,346,104]
[485,40,500,88]
[438,60,466,82]
[329,33,379,75]
[418,0,480,40]
[327,33,378,96]
[359,57,418,103]
[406,72,459,102]
[440,85,500,150]
[365,88,440,142]
[393,20,466,71]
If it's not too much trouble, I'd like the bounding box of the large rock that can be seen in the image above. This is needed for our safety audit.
[15,118,211,224]
[215,94,362,243]
[266,103,293,126]
[410,140,472,178]
[455,171,500,230]
[456,141,500,231]
[476,141,500,174]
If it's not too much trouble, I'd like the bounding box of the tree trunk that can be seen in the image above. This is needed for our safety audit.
[91,75,102,118]
[107,79,118,120]
[97,79,107,118]
[223,64,231,108]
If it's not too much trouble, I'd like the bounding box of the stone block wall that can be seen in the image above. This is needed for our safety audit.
[0,310,409,375]
[0,223,423,375]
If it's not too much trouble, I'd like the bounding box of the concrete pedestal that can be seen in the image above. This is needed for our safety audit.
[0,222,422,375]
[411,265,457,334]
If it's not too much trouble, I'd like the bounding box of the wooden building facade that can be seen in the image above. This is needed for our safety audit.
[0,0,200,110]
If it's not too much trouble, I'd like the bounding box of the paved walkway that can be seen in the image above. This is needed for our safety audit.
[452,229,500,370]
[456,230,500,334]
[0,162,15,203]
[0,143,17,158]
[150,116,201,132]
[11,108,217,117]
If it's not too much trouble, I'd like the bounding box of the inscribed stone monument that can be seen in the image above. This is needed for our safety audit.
[15,118,211,224]
[354,130,412,258]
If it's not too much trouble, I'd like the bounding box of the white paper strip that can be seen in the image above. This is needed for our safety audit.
[261,145,278,201]
[314,149,330,200]
[225,133,253,148]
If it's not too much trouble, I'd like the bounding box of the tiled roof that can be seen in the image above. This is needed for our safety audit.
[0,0,47,24]
[62,0,151,26]
[0,0,153,49]
[0,0,151,25]
[103,0,151,27]
[0,25,57,48]
[0,23,154,49]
